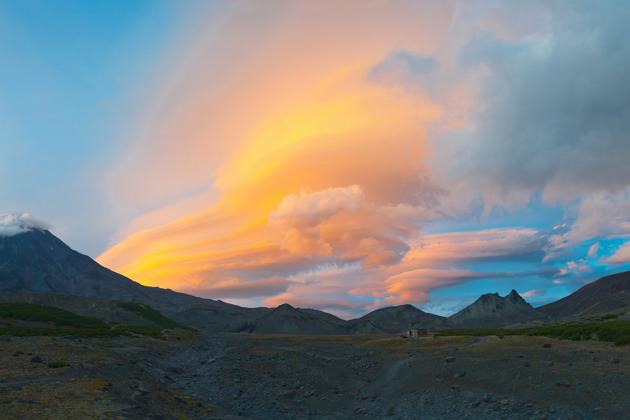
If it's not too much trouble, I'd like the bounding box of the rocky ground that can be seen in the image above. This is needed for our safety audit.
[1,332,630,419]
[0,333,210,419]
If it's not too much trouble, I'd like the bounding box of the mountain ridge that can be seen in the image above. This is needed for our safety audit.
[538,271,630,318]
[442,289,547,329]
[0,229,226,307]
[2,227,630,333]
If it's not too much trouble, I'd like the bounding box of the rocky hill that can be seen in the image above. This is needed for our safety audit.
[444,290,546,328]
[538,271,630,318]
[345,304,445,334]
[251,303,347,334]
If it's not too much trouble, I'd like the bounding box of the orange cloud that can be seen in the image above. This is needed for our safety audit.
[98,3,456,300]
[401,228,542,267]
[98,2,537,315]
[377,268,492,304]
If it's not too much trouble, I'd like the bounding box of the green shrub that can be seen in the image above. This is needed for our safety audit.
[116,302,195,331]
[0,302,192,339]
[0,303,108,329]
[47,361,70,369]
[439,320,630,345]
[114,325,164,339]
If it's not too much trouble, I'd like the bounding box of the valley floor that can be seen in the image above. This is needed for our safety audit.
[1,332,629,419]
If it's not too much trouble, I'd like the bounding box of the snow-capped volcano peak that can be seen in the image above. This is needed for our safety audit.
[0,213,49,237]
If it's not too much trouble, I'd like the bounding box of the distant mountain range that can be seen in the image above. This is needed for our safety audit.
[2,228,629,334]
[442,290,546,329]
[345,304,444,333]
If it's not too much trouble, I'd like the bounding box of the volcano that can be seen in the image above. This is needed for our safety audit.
[0,227,221,307]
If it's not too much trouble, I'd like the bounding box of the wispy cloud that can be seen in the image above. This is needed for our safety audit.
[93,1,630,316]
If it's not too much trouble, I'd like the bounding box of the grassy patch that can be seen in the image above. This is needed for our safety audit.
[0,302,168,339]
[0,302,107,329]
[48,361,70,368]
[114,325,164,339]
[116,302,196,332]
[0,325,164,339]
[438,320,630,345]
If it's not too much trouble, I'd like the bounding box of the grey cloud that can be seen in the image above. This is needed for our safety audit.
[448,1,630,201]
[368,49,438,94]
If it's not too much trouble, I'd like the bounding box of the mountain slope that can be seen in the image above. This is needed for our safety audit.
[346,304,445,334]
[538,271,630,318]
[0,293,161,326]
[0,229,225,307]
[445,290,545,328]
[252,303,347,334]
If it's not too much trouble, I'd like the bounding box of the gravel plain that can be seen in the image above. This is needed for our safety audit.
[2,332,629,419]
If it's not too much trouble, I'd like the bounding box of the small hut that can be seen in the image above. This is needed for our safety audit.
[405,328,428,338]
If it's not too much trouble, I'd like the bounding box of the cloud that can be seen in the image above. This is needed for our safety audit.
[522,289,545,298]
[94,1,630,316]
[376,268,498,304]
[435,1,630,207]
[98,2,457,303]
[556,259,593,277]
[104,0,454,215]
[544,190,630,260]
[587,243,600,259]
[266,185,418,267]
[0,212,50,237]
[264,294,361,312]
[603,241,630,265]
[399,227,545,269]
[368,49,438,96]
[182,276,292,299]
[362,2,630,216]
[266,185,363,256]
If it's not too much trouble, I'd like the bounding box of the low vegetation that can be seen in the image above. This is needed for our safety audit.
[116,302,196,331]
[47,361,70,369]
[438,320,630,345]
[0,324,165,339]
[0,302,108,329]
[0,302,188,339]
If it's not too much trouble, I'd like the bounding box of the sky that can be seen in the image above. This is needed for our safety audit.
[3,0,630,318]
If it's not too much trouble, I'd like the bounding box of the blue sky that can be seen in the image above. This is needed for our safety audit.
[3,1,630,318]
[0,0,198,250]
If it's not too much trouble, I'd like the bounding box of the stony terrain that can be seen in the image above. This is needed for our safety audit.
[3,331,629,419]
[0,334,210,419]
[150,333,630,419]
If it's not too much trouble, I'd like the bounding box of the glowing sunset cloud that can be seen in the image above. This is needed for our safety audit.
[86,1,630,317]
[98,2,459,314]
[6,1,630,319]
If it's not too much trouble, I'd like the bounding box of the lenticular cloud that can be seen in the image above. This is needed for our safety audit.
[0,213,50,237]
